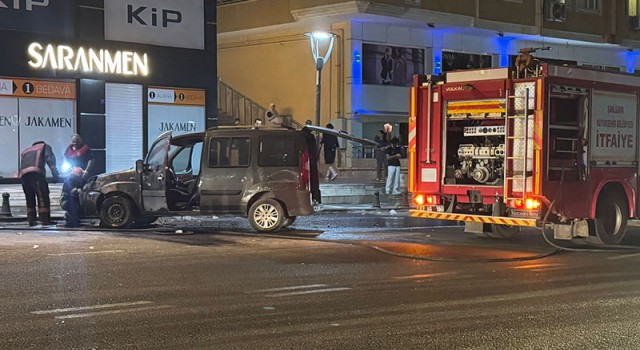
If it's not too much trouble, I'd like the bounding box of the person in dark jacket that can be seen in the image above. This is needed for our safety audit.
[19,141,59,226]
[385,137,402,195]
[380,47,393,85]
[60,167,84,228]
[321,123,340,181]
[374,130,389,181]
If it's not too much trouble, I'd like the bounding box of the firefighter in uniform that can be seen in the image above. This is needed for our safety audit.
[19,141,59,226]
[63,134,94,181]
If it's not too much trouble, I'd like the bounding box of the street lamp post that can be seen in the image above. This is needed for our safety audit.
[305,31,336,127]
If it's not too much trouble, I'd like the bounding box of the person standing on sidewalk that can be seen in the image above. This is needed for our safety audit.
[385,137,402,195]
[19,141,59,226]
[374,130,389,181]
[321,123,340,181]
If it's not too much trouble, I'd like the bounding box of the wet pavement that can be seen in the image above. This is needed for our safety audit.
[0,210,570,263]
[3,211,640,349]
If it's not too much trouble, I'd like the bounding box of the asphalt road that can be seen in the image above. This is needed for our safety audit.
[2,212,640,349]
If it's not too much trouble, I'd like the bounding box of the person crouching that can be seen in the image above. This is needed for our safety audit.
[60,167,84,228]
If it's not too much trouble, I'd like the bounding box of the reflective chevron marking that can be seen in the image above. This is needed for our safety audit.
[409,210,536,227]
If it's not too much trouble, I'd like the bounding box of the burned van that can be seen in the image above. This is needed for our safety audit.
[80,126,375,232]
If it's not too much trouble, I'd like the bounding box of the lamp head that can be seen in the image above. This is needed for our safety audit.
[306,31,334,40]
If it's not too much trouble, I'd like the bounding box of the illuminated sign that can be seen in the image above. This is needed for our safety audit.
[27,43,149,76]
[148,87,205,106]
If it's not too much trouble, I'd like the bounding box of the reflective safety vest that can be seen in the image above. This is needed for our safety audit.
[19,143,45,177]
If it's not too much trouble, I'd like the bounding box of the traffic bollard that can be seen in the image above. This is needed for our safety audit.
[0,192,12,217]
[373,191,381,208]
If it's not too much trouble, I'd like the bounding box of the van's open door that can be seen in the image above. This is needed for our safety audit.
[141,131,171,212]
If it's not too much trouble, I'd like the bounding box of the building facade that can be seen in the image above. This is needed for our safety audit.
[217,0,640,168]
[0,0,217,181]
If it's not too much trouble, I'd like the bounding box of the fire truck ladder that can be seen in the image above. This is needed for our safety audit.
[504,88,533,202]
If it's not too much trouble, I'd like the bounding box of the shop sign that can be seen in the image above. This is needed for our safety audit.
[104,0,204,50]
[148,87,205,106]
[0,0,74,35]
[0,77,75,99]
[0,78,12,95]
[27,43,149,77]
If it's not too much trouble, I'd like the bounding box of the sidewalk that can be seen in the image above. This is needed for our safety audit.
[0,178,410,220]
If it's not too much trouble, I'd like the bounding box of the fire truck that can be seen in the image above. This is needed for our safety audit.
[408,63,640,245]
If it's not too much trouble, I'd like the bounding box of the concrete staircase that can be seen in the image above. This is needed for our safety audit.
[319,181,383,204]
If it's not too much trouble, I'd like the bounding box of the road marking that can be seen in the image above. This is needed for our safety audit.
[393,272,456,280]
[529,267,569,272]
[607,252,640,260]
[31,301,153,315]
[510,263,563,270]
[47,250,125,256]
[266,287,352,298]
[248,284,328,293]
[54,305,172,320]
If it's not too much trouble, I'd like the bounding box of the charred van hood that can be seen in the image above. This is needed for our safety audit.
[93,169,137,185]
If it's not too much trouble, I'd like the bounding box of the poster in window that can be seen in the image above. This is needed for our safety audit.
[19,98,76,177]
[442,51,493,72]
[0,97,19,178]
[147,104,205,148]
[362,44,424,86]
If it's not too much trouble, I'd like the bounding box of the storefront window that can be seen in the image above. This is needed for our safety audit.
[0,79,76,179]
[362,44,425,86]
[442,51,492,72]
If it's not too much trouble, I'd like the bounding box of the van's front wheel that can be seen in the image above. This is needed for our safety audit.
[100,195,136,229]
[249,199,285,233]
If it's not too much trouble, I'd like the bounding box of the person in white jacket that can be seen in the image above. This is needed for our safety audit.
[265,103,283,126]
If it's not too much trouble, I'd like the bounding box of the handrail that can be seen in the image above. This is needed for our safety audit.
[352,145,408,159]
[217,79,303,129]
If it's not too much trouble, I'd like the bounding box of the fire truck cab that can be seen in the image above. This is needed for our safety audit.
[408,63,640,245]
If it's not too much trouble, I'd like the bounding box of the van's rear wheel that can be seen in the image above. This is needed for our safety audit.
[249,199,285,233]
[594,192,628,245]
[100,196,136,229]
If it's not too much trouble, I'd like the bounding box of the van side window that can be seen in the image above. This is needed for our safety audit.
[171,141,203,175]
[208,137,250,167]
[259,136,298,167]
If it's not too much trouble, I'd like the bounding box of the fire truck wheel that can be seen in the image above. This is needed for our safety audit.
[594,192,628,245]
[488,224,521,239]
